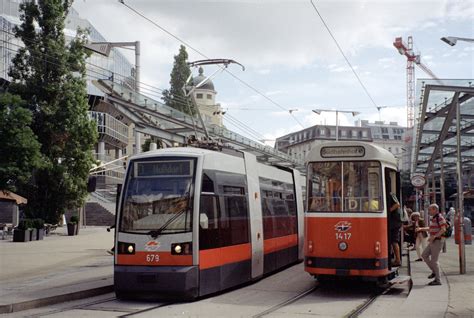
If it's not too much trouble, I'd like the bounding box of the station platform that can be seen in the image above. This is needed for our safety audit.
[0,226,472,316]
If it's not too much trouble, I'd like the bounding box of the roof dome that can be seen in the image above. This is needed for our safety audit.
[191,67,215,91]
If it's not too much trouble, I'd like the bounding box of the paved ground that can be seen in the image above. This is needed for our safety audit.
[0,226,472,317]
[0,226,114,314]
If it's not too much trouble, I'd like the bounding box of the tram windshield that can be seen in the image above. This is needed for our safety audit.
[119,158,195,233]
[307,161,383,213]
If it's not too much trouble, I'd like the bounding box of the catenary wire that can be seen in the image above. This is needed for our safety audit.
[309,0,379,111]
[2,38,273,141]
[118,0,305,128]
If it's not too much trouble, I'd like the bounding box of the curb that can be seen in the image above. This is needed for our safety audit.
[0,284,114,314]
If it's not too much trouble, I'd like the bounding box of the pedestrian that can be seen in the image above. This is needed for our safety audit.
[411,212,428,261]
[446,207,455,223]
[419,203,447,286]
[388,192,402,267]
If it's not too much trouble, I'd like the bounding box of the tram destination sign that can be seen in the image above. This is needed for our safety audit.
[321,146,365,158]
[136,160,192,177]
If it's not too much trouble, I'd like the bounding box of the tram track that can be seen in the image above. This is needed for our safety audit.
[252,284,320,318]
[35,296,118,316]
[117,302,177,317]
[344,285,392,318]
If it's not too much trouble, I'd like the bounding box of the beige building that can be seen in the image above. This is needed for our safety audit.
[192,67,224,127]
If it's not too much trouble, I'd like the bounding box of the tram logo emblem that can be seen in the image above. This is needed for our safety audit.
[334,221,352,232]
[145,240,161,251]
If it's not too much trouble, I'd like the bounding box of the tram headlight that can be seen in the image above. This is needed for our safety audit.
[117,241,135,255]
[171,242,192,255]
[338,241,348,251]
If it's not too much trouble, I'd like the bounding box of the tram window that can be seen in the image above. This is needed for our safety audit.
[308,161,382,213]
[222,196,249,246]
[223,186,245,195]
[199,194,221,250]
[202,173,214,193]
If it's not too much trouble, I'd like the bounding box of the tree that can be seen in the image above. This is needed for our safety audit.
[162,45,193,115]
[8,0,97,223]
[0,93,42,192]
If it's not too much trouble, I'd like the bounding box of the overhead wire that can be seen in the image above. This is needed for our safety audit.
[118,0,305,128]
[2,35,273,141]
[309,0,379,112]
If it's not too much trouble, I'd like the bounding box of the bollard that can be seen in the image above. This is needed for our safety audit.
[455,217,472,245]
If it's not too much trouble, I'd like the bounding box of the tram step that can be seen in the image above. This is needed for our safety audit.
[389,275,411,285]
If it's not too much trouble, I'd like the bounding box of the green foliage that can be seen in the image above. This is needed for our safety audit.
[8,1,97,224]
[162,45,193,115]
[17,219,32,230]
[69,215,79,224]
[32,218,44,229]
[0,93,42,192]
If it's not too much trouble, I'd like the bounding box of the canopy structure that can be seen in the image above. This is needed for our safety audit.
[412,79,474,177]
[411,78,473,275]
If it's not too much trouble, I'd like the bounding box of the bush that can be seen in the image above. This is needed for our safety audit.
[17,219,32,230]
[32,218,44,229]
[69,215,79,224]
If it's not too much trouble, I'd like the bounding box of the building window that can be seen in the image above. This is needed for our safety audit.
[320,129,325,136]
[381,128,388,134]
[207,94,212,99]
[196,93,203,99]
[362,131,368,137]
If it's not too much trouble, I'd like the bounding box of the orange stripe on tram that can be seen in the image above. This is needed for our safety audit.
[263,234,298,254]
[199,243,252,270]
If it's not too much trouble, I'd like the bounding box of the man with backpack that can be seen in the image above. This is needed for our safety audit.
[417,203,447,286]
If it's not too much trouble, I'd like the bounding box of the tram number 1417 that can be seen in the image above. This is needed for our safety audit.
[146,254,160,263]
[336,233,351,240]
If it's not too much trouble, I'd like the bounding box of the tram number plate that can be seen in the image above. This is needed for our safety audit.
[335,233,351,240]
[146,254,160,263]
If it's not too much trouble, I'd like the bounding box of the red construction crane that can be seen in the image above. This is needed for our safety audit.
[393,36,441,128]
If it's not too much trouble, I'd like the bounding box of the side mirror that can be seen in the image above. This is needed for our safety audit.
[199,213,208,229]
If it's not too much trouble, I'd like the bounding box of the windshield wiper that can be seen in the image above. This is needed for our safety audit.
[148,207,188,239]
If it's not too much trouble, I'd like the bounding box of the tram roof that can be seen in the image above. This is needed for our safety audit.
[306,141,398,167]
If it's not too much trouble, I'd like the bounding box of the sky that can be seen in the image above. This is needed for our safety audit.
[72,0,474,145]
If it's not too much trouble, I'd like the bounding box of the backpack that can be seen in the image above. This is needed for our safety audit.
[435,214,452,238]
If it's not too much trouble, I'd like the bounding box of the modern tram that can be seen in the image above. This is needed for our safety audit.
[304,141,402,283]
[113,147,304,299]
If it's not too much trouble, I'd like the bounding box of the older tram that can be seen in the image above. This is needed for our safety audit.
[304,141,402,283]
[113,147,304,299]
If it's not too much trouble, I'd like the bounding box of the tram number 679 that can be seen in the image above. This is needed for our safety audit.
[146,254,160,263]
[335,233,351,240]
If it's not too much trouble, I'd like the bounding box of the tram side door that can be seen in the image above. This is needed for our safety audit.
[243,152,264,278]
[385,168,401,266]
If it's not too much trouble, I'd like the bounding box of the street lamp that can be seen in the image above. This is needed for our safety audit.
[441,36,474,46]
[84,41,141,93]
[312,109,360,141]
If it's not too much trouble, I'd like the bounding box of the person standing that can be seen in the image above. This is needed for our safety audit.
[388,192,402,267]
[411,212,428,261]
[419,204,447,286]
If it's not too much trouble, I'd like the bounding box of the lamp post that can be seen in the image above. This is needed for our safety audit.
[441,36,474,46]
[312,109,360,141]
[84,41,141,93]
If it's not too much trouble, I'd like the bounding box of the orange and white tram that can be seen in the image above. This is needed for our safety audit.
[113,147,304,299]
[304,141,402,282]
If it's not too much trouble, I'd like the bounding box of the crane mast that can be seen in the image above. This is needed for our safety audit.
[393,36,440,128]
